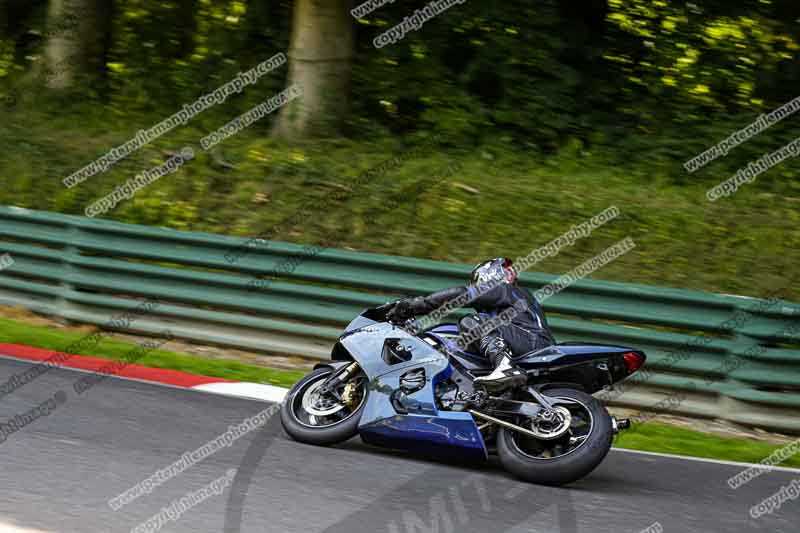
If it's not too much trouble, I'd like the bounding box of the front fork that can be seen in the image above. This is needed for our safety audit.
[318,362,361,398]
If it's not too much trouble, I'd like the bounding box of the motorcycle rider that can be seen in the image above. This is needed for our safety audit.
[387,257,555,391]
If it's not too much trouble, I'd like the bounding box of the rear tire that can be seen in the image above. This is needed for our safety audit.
[280,367,367,446]
[496,388,613,486]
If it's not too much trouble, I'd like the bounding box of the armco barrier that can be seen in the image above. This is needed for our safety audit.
[0,205,798,433]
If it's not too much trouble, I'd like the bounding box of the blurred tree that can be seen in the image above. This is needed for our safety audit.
[0,0,795,166]
[1,0,44,76]
[273,0,354,140]
[43,0,112,89]
[171,0,197,61]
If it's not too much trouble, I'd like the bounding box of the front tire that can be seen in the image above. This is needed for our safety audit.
[497,388,613,486]
[281,367,367,446]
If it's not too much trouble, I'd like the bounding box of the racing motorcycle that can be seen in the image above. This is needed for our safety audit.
[280,301,646,486]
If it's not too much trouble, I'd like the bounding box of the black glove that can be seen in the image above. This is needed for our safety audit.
[387,298,416,323]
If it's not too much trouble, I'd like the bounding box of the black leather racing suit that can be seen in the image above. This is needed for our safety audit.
[404,282,555,365]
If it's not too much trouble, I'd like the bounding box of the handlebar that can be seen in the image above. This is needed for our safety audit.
[369,300,422,330]
[373,300,399,313]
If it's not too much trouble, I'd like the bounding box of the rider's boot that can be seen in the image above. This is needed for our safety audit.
[473,339,527,392]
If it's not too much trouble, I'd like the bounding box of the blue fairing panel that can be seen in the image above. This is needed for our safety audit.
[429,324,459,335]
[359,412,487,461]
[343,326,487,460]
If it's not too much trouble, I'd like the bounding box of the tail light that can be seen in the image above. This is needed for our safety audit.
[623,352,645,374]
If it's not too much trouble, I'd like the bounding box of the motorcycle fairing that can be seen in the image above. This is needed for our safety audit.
[337,322,488,460]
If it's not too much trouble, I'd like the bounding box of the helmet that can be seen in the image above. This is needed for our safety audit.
[470,257,517,285]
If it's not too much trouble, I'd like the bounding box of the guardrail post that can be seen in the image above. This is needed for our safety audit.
[56,220,81,322]
[715,301,755,426]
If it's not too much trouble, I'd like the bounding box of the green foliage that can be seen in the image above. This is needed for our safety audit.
[3,0,798,166]
[1,0,799,301]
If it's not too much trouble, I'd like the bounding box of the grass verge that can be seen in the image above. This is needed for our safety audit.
[616,421,800,468]
[0,317,305,388]
[1,315,797,468]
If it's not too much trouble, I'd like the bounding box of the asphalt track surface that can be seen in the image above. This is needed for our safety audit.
[0,356,798,533]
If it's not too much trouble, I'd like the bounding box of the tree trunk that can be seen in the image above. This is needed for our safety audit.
[273,0,354,140]
[43,0,112,89]
[175,0,196,60]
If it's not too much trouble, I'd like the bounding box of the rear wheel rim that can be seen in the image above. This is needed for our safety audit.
[291,371,367,429]
[507,396,595,460]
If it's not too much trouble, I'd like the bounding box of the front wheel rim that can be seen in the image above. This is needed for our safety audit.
[291,371,367,429]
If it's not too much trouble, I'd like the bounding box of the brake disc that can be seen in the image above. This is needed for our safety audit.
[528,406,572,440]
[302,380,346,417]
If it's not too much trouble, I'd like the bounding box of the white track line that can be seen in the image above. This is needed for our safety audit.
[0,521,55,533]
[192,382,287,403]
[610,447,800,473]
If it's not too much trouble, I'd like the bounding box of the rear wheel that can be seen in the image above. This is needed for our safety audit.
[496,388,613,486]
[281,367,368,446]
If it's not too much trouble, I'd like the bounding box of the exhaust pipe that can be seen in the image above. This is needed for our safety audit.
[611,417,631,434]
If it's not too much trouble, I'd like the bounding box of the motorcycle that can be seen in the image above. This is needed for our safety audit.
[280,301,646,486]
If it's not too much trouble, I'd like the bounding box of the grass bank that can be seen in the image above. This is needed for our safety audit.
[1,104,798,301]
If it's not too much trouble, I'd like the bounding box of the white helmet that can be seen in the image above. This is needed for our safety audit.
[470,257,517,285]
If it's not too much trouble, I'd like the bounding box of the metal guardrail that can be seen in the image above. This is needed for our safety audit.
[0,205,799,433]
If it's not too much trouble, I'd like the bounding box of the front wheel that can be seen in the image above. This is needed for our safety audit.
[281,366,368,446]
[496,388,613,486]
